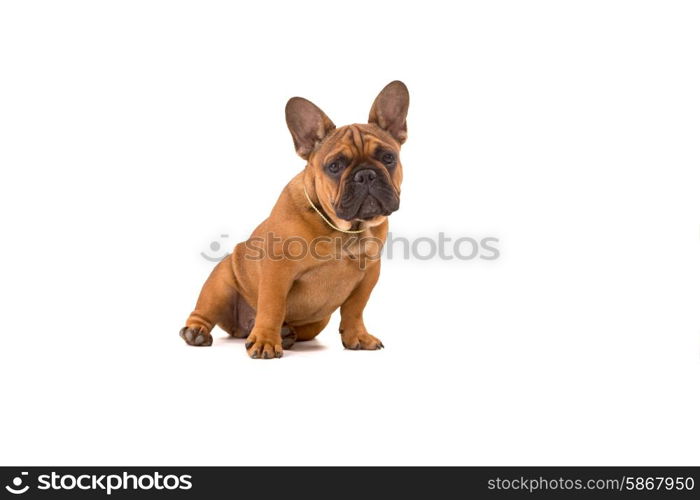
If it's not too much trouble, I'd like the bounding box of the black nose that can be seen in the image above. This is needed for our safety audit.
[353,168,377,184]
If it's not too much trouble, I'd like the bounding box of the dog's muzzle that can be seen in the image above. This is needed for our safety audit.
[335,166,400,221]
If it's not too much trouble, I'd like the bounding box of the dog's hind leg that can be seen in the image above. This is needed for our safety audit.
[180,255,239,346]
[218,291,256,339]
[281,316,331,349]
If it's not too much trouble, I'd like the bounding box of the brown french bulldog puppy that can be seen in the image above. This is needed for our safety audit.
[180,81,409,359]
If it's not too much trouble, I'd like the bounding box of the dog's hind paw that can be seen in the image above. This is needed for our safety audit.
[281,325,297,350]
[180,326,213,346]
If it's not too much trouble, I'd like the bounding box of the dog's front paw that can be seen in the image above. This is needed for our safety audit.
[341,330,384,350]
[245,328,283,359]
[180,326,213,346]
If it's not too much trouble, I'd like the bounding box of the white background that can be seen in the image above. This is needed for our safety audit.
[1,1,699,465]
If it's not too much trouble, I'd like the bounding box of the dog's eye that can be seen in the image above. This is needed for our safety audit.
[381,152,395,165]
[326,160,344,174]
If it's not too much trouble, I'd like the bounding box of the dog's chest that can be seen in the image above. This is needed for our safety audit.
[285,259,366,323]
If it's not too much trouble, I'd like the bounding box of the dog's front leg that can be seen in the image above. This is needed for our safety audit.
[245,263,293,359]
[339,261,384,350]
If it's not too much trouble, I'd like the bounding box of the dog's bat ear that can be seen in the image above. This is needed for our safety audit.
[285,97,336,159]
[368,81,409,145]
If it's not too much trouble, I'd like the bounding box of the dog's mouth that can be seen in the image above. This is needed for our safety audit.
[334,170,400,221]
[351,195,393,221]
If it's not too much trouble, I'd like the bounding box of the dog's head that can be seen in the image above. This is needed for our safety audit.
[285,81,409,229]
